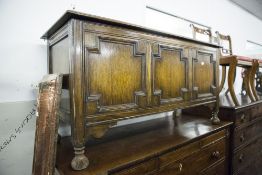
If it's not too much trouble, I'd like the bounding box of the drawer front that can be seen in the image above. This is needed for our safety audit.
[110,159,157,175]
[192,137,226,172]
[159,130,226,167]
[159,137,226,174]
[235,105,262,128]
[234,119,262,148]
[233,136,262,173]
[234,152,262,175]
[250,104,262,121]
[200,160,226,175]
[235,111,250,128]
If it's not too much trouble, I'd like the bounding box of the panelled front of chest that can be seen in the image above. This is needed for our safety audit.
[48,19,219,126]
[48,21,218,109]
[83,21,218,122]
[47,21,219,127]
[219,104,262,175]
[109,129,229,175]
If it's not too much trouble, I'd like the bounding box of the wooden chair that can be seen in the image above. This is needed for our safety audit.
[190,24,212,43]
[32,74,63,175]
[255,70,262,94]
[216,32,259,106]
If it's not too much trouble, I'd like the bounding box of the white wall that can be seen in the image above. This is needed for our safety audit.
[0,0,147,103]
[1,0,262,175]
[1,0,262,103]
[147,0,262,54]
[146,0,262,93]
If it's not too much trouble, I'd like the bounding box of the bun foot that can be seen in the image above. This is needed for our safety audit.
[211,111,220,125]
[71,147,89,170]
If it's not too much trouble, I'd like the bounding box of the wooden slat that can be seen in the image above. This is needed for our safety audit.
[32,74,63,175]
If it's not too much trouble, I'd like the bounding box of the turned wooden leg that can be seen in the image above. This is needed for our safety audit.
[69,20,89,171]
[172,109,181,119]
[243,68,255,102]
[172,110,176,119]
[211,110,220,125]
[250,60,259,101]
[208,101,220,125]
[228,59,239,106]
[219,66,227,93]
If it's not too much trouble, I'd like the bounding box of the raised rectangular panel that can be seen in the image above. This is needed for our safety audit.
[85,32,147,113]
[50,37,69,74]
[153,44,188,104]
[193,50,216,98]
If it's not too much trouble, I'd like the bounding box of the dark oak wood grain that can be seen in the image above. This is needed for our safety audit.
[200,159,226,175]
[56,114,231,175]
[235,152,262,175]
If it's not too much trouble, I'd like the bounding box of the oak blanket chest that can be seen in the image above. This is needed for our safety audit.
[42,11,221,170]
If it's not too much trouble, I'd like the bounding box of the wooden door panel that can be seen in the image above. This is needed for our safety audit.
[193,50,216,98]
[153,44,188,104]
[88,41,142,105]
[85,32,147,114]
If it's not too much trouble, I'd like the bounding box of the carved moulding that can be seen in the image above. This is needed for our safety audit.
[192,50,217,98]
[152,43,189,103]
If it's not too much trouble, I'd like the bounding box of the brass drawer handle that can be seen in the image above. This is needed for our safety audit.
[240,134,245,142]
[212,151,220,159]
[239,154,244,162]
[240,114,246,122]
[179,163,183,172]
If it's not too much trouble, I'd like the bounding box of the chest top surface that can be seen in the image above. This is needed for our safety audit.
[41,10,220,48]
[56,114,232,175]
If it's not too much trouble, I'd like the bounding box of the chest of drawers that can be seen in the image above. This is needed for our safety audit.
[219,95,262,175]
[56,114,231,175]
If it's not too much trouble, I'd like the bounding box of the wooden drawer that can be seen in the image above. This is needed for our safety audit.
[190,137,226,172]
[233,136,262,173]
[159,130,226,167]
[111,130,227,175]
[110,159,157,175]
[159,135,226,174]
[235,105,262,129]
[200,160,226,175]
[235,111,250,128]
[250,105,262,121]
[233,119,262,149]
[234,152,262,175]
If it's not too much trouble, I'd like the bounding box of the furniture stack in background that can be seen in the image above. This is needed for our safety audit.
[191,24,262,175]
[219,96,262,174]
